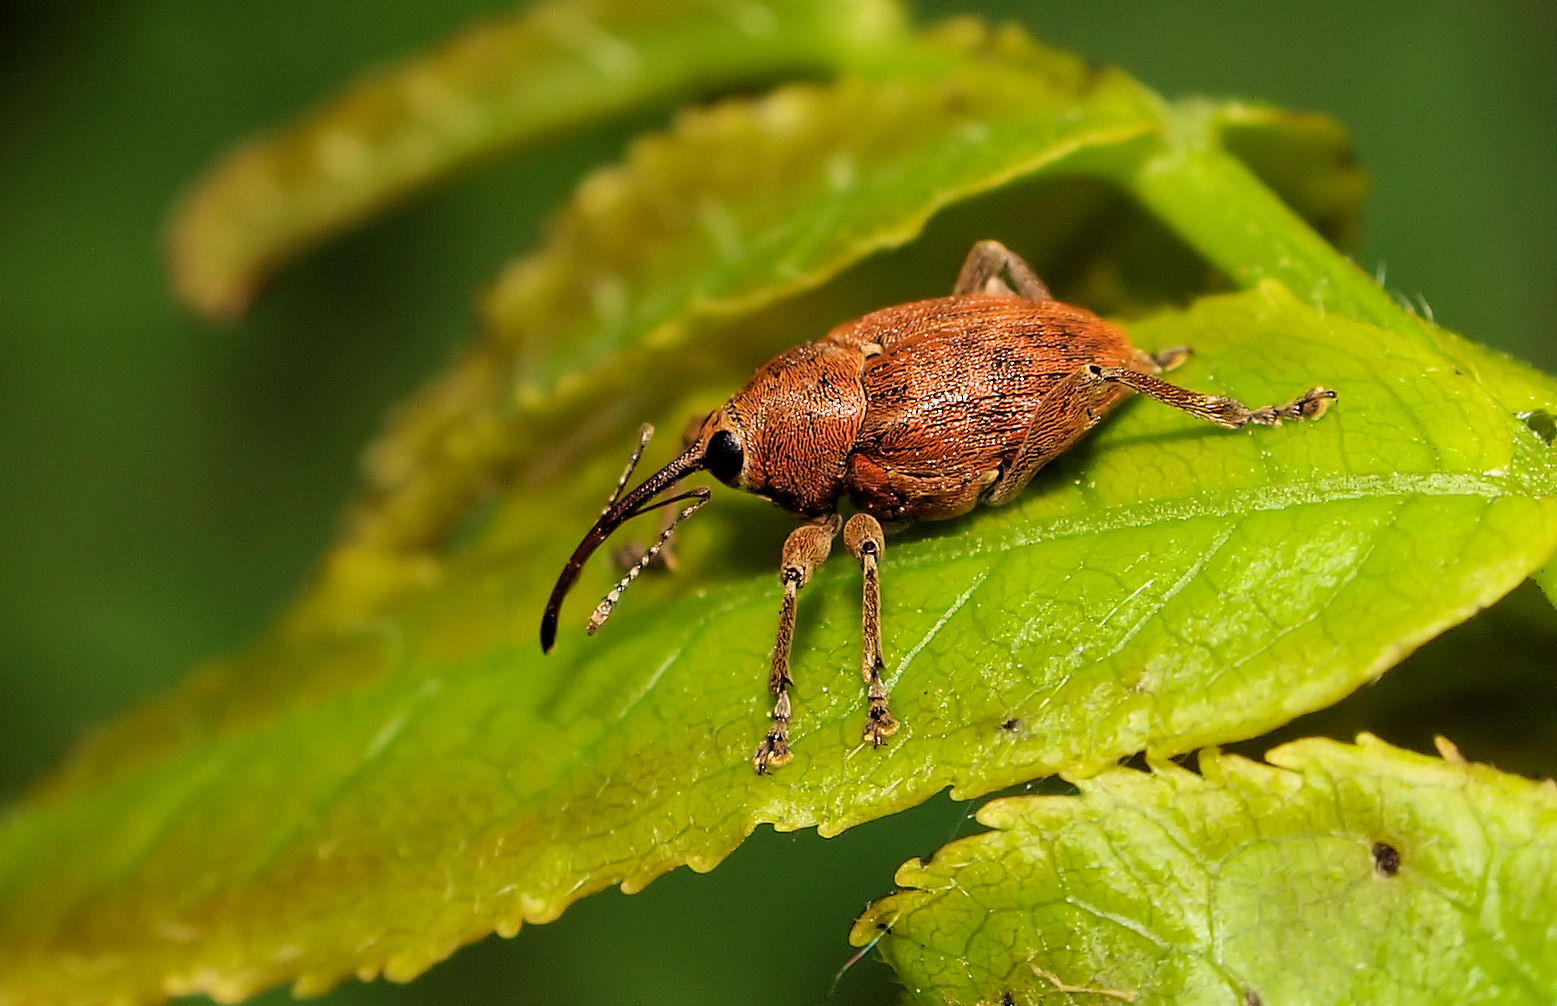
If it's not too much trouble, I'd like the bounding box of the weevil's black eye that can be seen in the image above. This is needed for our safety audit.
[704,429,744,485]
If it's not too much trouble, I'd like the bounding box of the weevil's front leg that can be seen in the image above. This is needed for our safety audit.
[844,513,898,748]
[987,364,1336,505]
[954,240,1052,301]
[754,514,843,774]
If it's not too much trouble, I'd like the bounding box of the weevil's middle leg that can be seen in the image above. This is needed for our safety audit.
[755,514,842,774]
[954,240,1052,301]
[844,513,897,747]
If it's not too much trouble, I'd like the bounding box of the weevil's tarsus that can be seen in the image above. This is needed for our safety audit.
[540,433,709,652]
[588,490,709,635]
[844,512,896,747]
[755,515,841,773]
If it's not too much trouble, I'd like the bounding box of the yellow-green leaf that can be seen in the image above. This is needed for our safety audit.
[340,22,1192,560]
[5,281,1555,1003]
[167,0,913,318]
[855,735,1557,1005]
[8,12,1557,1006]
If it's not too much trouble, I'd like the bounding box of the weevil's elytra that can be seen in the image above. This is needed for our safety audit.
[540,240,1336,773]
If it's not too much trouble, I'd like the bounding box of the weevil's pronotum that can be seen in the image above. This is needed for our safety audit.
[541,241,1335,773]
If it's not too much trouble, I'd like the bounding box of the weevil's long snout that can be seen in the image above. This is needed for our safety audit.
[539,428,708,652]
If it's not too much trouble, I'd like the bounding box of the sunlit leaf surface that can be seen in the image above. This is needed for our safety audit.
[856,735,1557,1005]
[5,8,1557,1005]
[3,280,1554,1002]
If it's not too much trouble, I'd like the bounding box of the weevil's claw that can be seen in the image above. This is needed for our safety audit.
[863,707,899,747]
[1297,386,1338,419]
[1250,385,1337,425]
[753,733,791,774]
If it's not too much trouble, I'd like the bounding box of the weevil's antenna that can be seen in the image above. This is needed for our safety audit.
[540,427,708,652]
[601,424,655,516]
[587,490,708,635]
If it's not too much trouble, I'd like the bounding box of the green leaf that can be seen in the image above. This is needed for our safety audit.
[345,20,1173,558]
[343,23,1383,571]
[1252,580,1557,782]
[5,282,1556,1002]
[1207,100,1368,253]
[9,14,1557,1006]
[166,0,914,318]
[854,734,1557,1005]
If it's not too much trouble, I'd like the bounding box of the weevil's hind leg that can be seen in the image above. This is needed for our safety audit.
[954,240,1052,301]
[986,365,1336,505]
[755,514,843,774]
[1090,367,1336,429]
[844,513,898,748]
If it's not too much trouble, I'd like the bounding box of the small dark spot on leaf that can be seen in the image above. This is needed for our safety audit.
[875,921,892,933]
[1001,991,1017,1006]
[1000,717,1023,733]
[1245,990,1264,1006]
[1372,841,1401,877]
[1520,409,1556,445]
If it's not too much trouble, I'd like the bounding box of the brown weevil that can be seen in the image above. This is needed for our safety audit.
[541,240,1335,773]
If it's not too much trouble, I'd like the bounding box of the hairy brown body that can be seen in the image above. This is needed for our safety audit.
[714,296,1150,520]
[843,297,1149,521]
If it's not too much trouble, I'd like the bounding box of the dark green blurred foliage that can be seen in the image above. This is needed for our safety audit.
[2,3,1553,1004]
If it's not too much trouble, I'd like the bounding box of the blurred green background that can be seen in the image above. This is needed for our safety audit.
[3,2,1554,1003]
